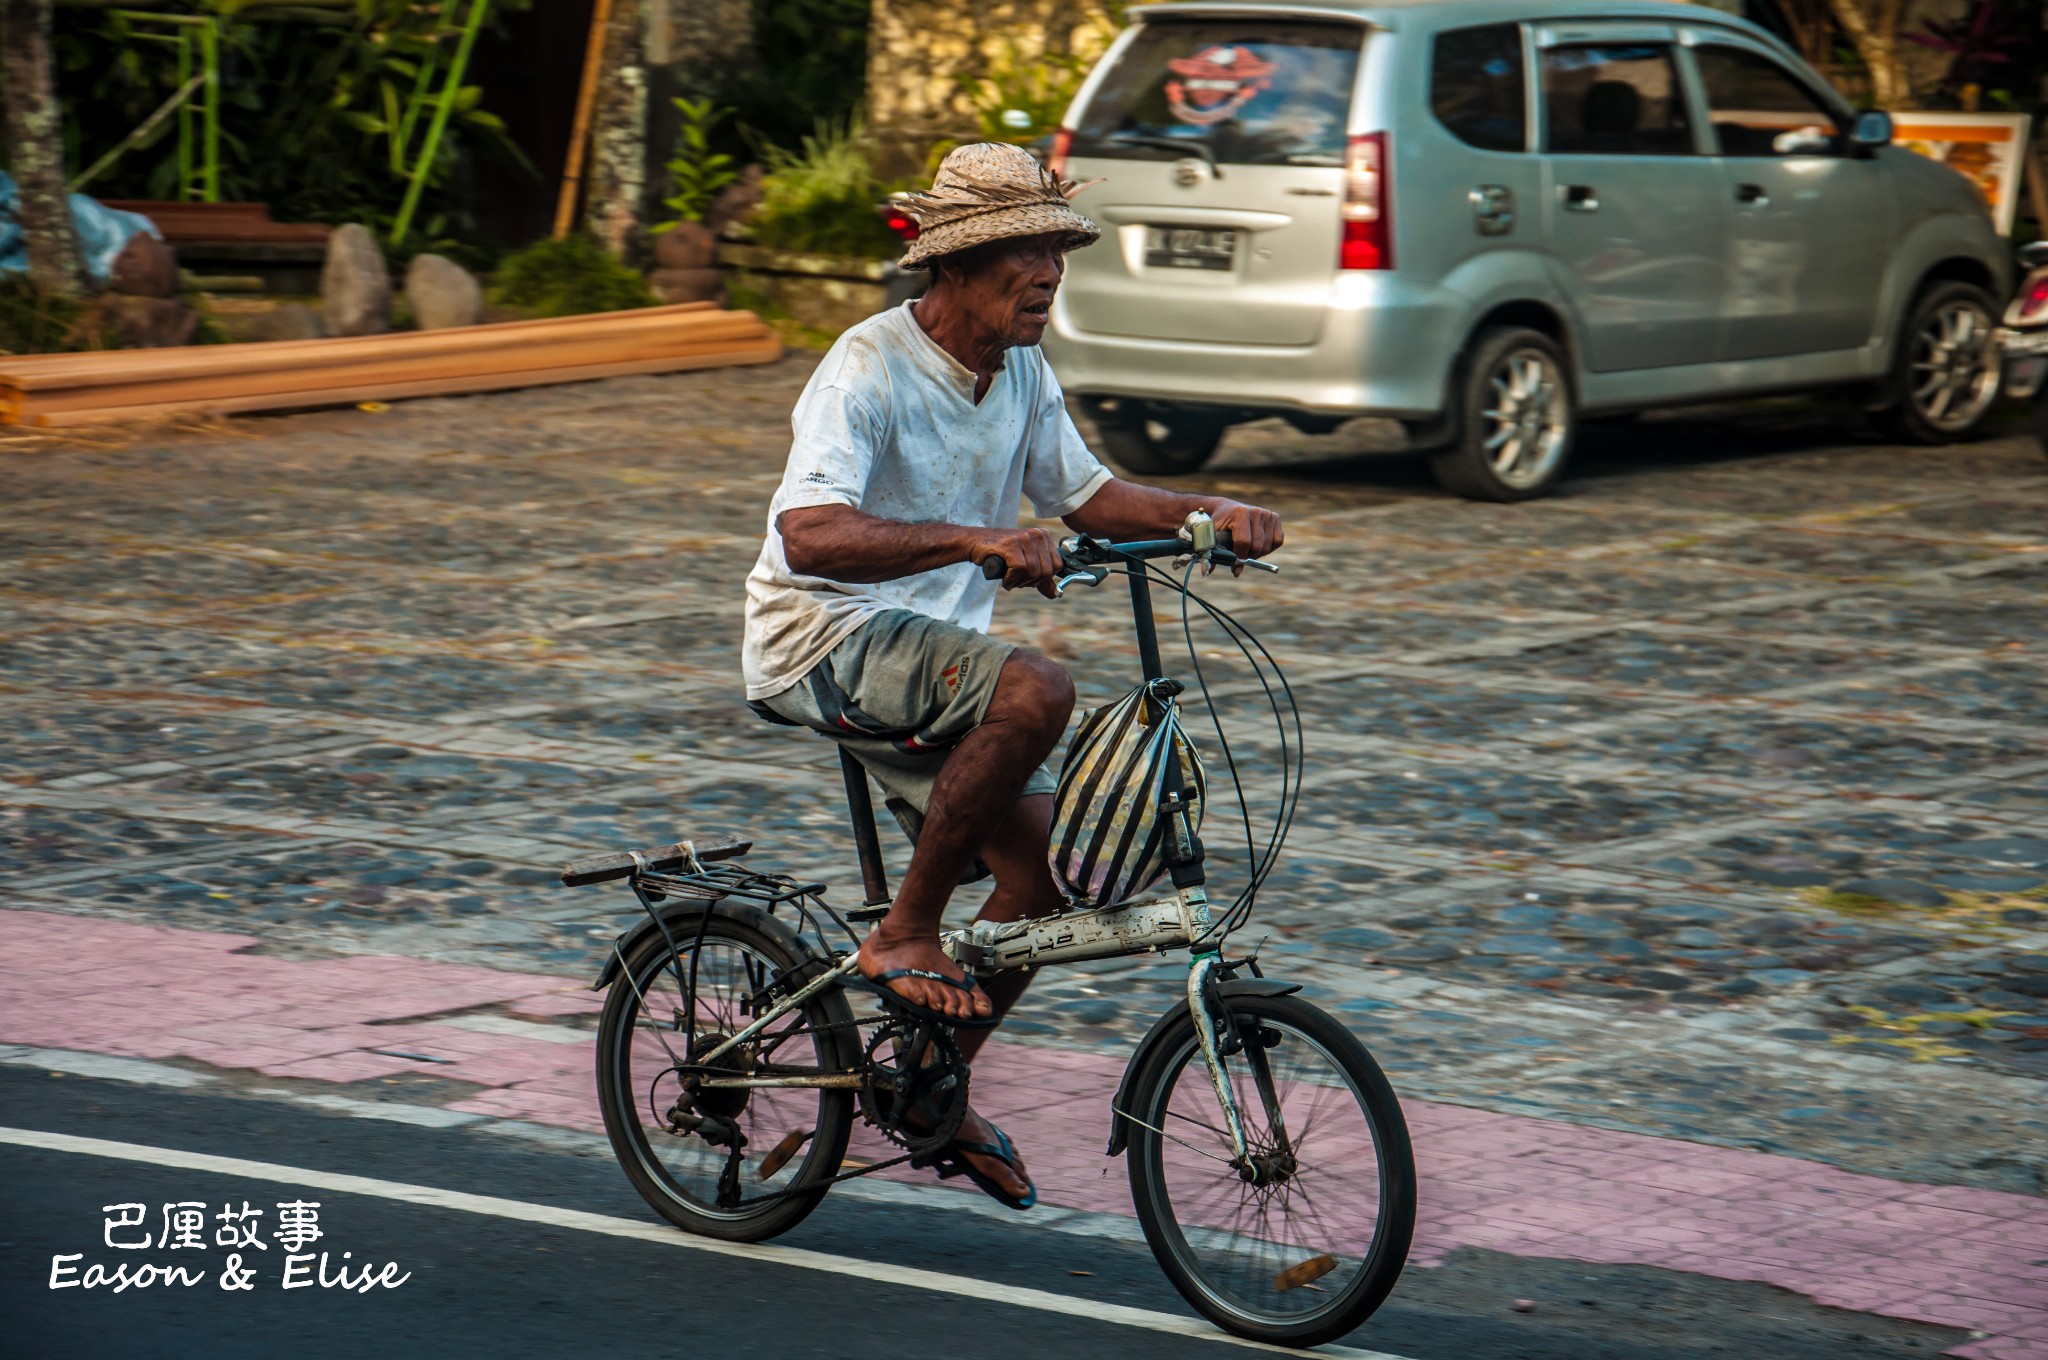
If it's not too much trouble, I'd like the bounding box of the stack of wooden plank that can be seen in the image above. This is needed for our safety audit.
[0,303,781,428]
[99,201,333,247]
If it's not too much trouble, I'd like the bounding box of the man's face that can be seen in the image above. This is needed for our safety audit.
[943,234,1068,348]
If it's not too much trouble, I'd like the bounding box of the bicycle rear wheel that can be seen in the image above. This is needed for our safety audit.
[596,902,857,1242]
[1124,992,1415,1347]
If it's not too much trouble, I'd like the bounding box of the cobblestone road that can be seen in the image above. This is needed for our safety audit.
[4,362,2046,1202]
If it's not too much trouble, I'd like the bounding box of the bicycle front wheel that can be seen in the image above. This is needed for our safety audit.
[1124,992,1415,1347]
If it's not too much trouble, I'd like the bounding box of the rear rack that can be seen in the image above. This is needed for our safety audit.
[559,834,752,886]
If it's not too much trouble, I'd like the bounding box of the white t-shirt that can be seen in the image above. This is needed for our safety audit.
[742,302,1112,700]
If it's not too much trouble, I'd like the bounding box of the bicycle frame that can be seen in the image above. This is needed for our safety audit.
[681,517,1260,1163]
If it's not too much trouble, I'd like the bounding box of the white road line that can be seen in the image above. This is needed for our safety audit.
[0,1124,1416,1360]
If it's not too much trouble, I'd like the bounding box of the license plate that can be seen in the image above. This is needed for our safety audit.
[2007,355,2048,400]
[1144,227,1238,271]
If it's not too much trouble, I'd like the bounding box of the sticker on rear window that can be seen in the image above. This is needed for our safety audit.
[1165,46,1276,126]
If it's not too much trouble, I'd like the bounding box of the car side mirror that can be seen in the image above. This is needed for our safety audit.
[1849,111,1892,147]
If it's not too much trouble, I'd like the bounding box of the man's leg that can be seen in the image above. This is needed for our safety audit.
[857,649,1073,1019]
[944,791,1064,1201]
[953,792,1063,1057]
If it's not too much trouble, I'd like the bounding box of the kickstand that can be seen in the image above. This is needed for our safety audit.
[716,1136,747,1210]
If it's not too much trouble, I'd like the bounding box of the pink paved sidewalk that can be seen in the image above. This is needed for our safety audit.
[2,907,2043,1358]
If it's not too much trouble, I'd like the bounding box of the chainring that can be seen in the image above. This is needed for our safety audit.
[859,1019,969,1156]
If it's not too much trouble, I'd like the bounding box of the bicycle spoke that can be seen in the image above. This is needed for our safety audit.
[1144,1010,1396,1326]
[611,931,846,1225]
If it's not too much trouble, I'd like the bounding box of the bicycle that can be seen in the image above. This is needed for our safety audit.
[559,512,1417,1347]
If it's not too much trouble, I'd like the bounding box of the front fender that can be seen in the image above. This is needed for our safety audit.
[1105,976,1302,1157]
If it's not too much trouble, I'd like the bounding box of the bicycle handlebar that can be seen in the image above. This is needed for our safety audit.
[978,529,1255,585]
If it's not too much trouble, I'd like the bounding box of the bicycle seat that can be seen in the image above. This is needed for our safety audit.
[753,703,994,889]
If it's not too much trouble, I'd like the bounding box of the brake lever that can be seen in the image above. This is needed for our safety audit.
[1198,548,1280,575]
[1053,565,1111,596]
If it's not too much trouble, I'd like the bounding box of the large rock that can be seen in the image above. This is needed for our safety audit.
[647,266,725,306]
[321,223,391,336]
[108,232,180,298]
[85,294,198,349]
[252,303,325,343]
[653,221,717,270]
[403,253,482,330]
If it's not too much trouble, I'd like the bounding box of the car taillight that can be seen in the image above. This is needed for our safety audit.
[881,207,919,242]
[2019,275,2048,321]
[1339,132,1391,271]
[1049,127,1074,181]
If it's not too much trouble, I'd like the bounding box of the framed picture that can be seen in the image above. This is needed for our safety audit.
[1889,112,2034,237]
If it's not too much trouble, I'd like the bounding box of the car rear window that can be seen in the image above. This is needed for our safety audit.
[1070,20,1364,167]
[1431,23,1527,152]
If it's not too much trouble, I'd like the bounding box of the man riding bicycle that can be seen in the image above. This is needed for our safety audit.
[742,143,1284,1209]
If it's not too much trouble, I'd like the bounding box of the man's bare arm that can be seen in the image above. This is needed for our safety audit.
[1062,478,1284,561]
[778,505,1064,595]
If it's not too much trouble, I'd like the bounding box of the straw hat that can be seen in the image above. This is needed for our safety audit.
[893,142,1100,271]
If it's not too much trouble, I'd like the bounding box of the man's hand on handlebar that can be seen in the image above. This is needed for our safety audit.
[1209,500,1284,574]
[970,525,1063,597]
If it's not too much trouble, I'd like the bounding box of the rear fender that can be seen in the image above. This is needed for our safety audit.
[590,899,804,991]
[1105,976,1303,1157]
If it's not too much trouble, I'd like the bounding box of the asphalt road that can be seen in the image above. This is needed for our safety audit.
[0,1065,1961,1360]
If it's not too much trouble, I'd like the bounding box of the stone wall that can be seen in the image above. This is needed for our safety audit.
[865,0,1117,166]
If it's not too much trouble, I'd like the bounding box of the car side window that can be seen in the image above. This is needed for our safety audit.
[1541,43,1694,156]
[1694,45,1845,157]
[1431,23,1528,152]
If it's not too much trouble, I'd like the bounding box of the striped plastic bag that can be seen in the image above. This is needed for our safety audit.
[1048,679,1206,909]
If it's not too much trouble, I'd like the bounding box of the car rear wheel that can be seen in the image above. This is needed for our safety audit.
[1428,326,1575,502]
[1080,397,1229,476]
[1870,281,2001,444]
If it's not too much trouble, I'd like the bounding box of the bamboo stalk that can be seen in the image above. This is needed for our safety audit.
[14,341,782,427]
[553,0,616,240]
[69,73,205,193]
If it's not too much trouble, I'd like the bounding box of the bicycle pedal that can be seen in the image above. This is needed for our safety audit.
[757,1128,812,1180]
[1273,1254,1336,1293]
[844,905,890,923]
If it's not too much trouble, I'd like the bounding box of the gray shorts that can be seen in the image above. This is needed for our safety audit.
[751,609,1058,814]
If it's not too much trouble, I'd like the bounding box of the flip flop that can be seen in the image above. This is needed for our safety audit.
[848,966,1000,1030]
[934,1120,1037,1211]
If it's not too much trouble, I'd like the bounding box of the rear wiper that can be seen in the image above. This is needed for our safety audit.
[1104,134,1225,179]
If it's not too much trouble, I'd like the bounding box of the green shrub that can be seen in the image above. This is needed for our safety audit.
[655,98,740,232]
[54,1,537,256]
[0,278,105,356]
[490,236,656,318]
[752,116,901,259]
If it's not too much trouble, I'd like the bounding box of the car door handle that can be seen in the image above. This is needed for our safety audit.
[1562,183,1599,212]
[1736,182,1769,206]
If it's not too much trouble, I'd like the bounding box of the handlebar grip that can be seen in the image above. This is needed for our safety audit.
[1214,528,1234,552]
[980,555,1006,580]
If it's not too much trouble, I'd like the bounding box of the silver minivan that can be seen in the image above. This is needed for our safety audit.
[1042,0,2012,500]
